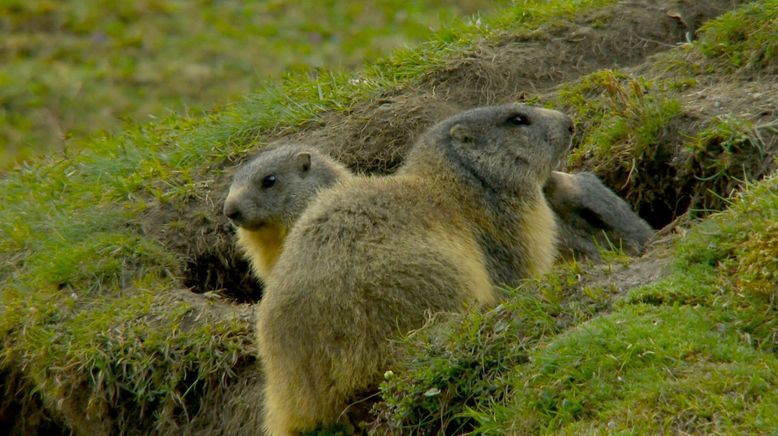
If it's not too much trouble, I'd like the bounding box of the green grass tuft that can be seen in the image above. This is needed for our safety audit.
[683,117,771,215]
[698,0,778,72]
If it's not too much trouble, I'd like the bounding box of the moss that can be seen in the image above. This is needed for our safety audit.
[478,303,777,434]
[626,174,777,352]
[550,306,765,423]
[678,173,778,352]
[624,263,718,307]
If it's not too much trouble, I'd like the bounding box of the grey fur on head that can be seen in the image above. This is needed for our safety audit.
[406,103,574,193]
[223,144,349,230]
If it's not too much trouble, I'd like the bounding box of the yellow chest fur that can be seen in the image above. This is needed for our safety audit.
[522,198,557,276]
[237,224,288,282]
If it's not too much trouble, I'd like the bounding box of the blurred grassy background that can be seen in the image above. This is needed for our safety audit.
[0,0,502,169]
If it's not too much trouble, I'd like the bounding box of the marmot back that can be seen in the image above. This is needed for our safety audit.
[257,103,573,435]
[544,171,654,260]
[223,144,351,281]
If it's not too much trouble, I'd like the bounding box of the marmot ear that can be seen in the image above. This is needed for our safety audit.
[295,152,312,172]
[449,124,473,143]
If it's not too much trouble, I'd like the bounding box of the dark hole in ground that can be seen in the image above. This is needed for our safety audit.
[593,124,775,231]
[1,369,68,436]
[182,253,262,303]
[629,162,687,230]
[586,145,686,230]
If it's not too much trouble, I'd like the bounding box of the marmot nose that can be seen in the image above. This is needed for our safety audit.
[223,201,243,224]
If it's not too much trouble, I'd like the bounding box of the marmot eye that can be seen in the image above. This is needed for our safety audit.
[262,175,277,189]
[507,114,530,126]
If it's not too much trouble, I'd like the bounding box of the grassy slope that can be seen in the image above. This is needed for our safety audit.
[382,173,777,434]
[0,0,502,168]
[0,1,618,433]
[1,0,776,434]
[376,2,778,434]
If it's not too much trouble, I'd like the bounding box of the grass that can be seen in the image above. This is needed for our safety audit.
[560,70,684,173]
[550,1,777,225]
[373,261,615,434]
[0,0,625,433]
[558,70,770,221]
[0,0,506,169]
[698,0,778,72]
[682,116,771,214]
[1,0,776,433]
[551,69,694,228]
[377,170,778,436]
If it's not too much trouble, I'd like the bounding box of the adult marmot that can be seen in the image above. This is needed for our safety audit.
[256,103,573,435]
[544,170,654,260]
[223,144,351,282]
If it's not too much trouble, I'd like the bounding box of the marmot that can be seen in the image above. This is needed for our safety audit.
[223,144,351,282]
[225,148,649,283]
[256,103,574,435]
[544,171,654,260]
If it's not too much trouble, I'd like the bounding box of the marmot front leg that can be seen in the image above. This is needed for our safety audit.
[545,171,654,260]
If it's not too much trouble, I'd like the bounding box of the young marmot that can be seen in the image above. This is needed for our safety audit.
[256,103,574,435]
[223,144,351,282]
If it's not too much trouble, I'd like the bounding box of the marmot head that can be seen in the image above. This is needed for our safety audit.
[418,103,573,192]
[223,144,346,230]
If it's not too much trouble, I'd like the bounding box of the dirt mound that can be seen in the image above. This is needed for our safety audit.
[141,0,755,303]
[299,0,745,174]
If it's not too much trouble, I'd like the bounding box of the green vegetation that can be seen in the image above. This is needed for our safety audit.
[683,117,771,214]
[698,0,778,72]
[560,70,684,172]
[375,2,778,433]
[374,261,614,434]
[377,166,778,436]
[1,0,623,432]
[550,3,777,224]
[1,0,776,433]
[0,0,505,168]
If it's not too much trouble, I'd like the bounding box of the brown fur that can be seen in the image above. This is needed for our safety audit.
[256,103,573,435]
[223,144,352,282]
[544,171,654,260]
